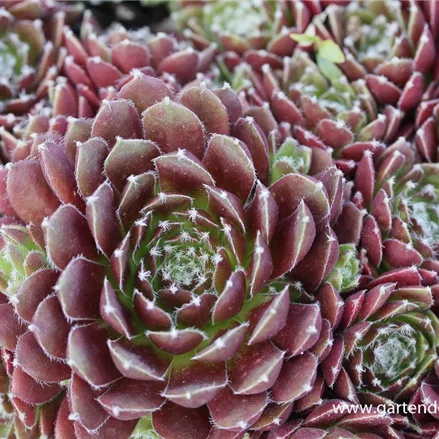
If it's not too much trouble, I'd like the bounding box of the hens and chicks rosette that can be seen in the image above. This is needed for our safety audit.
[1,0,439,439]
[0,52,349,439]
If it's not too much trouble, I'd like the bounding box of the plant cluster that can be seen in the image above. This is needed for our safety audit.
[1,1,439,438]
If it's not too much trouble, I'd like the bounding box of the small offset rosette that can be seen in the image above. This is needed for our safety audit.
[316,270,439,419]
[352,137,439,282]
[224,47,404,182]
[173,0,309,57]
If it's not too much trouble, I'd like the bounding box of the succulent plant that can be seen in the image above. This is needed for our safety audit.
[172,0,309,57]
[0,7,218,162]
[321,274,438,403]
[315,144,439,435]
[219,38,439,286]
[60,11,218,112]
[0,75,354,438]
[0,1,438,438]
[174,0,439,140]
[195,13,439,433]
[352,138,439,283]
[310,0,438,120]
[294,260,439,439]
[216,42,406,184]
[176,0,439,178]
[0,1,83,155]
